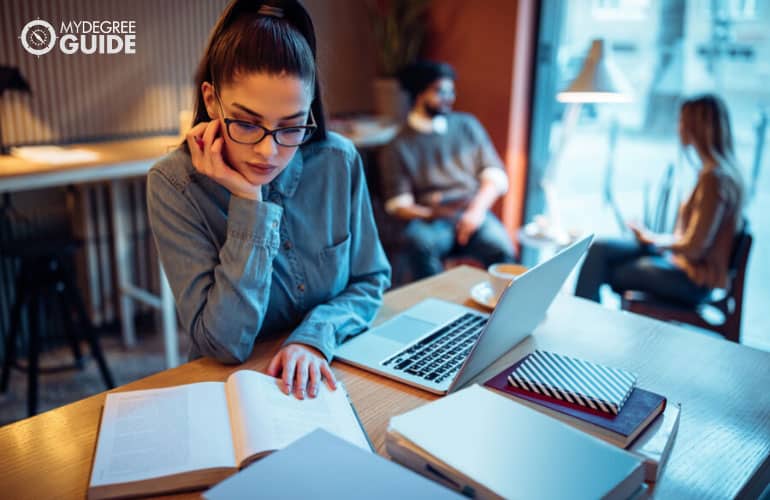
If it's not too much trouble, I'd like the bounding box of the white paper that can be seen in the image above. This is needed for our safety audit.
[225,370,370,465]
[90,382,236,487]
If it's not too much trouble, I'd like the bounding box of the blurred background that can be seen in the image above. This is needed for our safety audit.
[0,0,766,424]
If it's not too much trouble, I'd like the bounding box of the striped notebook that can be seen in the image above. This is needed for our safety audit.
[507,351,637,415]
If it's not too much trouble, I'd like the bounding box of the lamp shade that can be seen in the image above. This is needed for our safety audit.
[0,66,31,96]
[557,39,632,103]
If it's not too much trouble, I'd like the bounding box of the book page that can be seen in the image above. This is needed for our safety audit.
[224,370,370,466]
[90,382,236,487]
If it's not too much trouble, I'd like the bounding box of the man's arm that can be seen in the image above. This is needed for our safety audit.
[456,117,509,245]
[467,177,503,215]
[393,205,434,220]
[379,143,453,221]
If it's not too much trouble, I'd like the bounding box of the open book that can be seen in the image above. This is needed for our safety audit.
[88,370,370,500]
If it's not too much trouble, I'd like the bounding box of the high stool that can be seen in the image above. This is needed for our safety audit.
[1,201,115,416]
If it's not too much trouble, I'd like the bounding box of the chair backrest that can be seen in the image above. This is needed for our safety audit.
[728,222,752,280]
[0,192,76,250]
[713,221,752,342]
[721,220,752,308]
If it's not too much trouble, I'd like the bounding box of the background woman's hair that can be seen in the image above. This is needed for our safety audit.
[680,94,745,210]
[185,0,326,151]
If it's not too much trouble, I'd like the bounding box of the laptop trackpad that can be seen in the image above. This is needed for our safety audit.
[372,316,438,344]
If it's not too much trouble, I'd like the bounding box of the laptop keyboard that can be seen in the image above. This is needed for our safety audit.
[382,312,487,384]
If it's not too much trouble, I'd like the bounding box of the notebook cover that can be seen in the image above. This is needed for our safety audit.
[387,385,644,500]
[507,350,636,415]
[485,360,666,439]
[204,429,462,500]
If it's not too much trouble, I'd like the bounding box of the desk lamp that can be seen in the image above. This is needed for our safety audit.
[0,66,32,155]
[540,39,632,240]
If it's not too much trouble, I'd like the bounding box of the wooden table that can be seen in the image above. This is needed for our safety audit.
[1,266,769,499]
[0,136,181,368]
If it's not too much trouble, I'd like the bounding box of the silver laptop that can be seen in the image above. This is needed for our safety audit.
[336,234,593,395]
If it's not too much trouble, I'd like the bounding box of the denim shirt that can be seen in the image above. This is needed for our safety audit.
[146,132,391,364]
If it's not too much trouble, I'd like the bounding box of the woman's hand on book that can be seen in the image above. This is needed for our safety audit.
[267,343,337,399]
[186,120,262,200]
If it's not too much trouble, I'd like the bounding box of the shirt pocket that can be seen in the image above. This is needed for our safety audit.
[316,233,351,301]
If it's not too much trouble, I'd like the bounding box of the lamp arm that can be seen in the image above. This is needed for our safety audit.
[602,116,628,235]
[542,103,582,184]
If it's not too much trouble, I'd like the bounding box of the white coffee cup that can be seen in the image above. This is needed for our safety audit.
[488,263,527,299]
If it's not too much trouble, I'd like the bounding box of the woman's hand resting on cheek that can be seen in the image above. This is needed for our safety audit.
[186,120,262,200]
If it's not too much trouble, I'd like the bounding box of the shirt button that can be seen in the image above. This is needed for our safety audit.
[284,241,293,250]
[271,220,278,229]
[297,283,306,292]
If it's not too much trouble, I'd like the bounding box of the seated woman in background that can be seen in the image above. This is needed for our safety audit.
[147,0,390,399]
[575,94,745,305]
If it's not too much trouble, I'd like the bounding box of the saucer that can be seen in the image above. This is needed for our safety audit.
[469,281,499,309]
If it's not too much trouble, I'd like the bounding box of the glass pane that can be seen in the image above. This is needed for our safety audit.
[276,127,310,146]
[229,121,265,143]
[529,0,770,349]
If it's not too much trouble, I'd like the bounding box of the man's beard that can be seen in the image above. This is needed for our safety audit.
[424,102,449,118]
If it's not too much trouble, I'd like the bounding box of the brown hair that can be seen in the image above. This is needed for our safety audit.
[680,94,745,211]
[185,0,326,151]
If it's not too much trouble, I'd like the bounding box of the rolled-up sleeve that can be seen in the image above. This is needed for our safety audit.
[283,150,391,361]
[379,143,414,214]
[479,167,509,195]
[147,169,282,364]
[468,116,508,195]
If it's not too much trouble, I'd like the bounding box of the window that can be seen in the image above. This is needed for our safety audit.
[527,0,770,350]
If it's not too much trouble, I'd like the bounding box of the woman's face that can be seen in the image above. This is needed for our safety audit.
[203,72,312,186]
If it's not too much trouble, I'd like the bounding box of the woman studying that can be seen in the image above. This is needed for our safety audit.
[147,0,391,399]
[575,94,745,306]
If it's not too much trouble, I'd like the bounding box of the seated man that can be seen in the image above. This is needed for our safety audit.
[379,61,516,280]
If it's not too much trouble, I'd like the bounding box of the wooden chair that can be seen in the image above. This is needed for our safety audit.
[621,224,753,343]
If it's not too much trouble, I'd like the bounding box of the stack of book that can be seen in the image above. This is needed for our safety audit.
[484,350,679,482]
[386,385,647,499]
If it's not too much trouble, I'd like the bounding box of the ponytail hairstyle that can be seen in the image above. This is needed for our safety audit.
[185,0,326,152]
[680,94,745,211]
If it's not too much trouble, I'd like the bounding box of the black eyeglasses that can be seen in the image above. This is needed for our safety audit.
[215,92,316,147]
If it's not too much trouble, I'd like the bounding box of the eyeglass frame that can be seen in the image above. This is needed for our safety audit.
[213,89,317,147]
